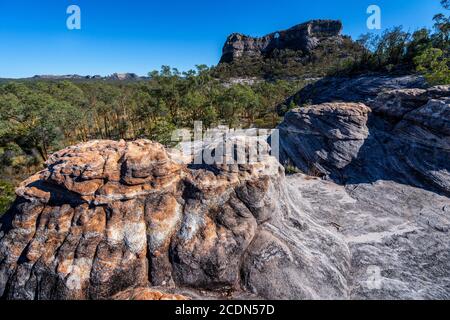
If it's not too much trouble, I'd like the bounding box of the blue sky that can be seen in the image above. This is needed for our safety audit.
[0,0,444,78]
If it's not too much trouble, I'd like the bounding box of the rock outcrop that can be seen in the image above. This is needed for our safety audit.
[0,139,349,300]
[286,173,450,299]
[279,84,450,196]
[27,73,145,82]
[278,75,427,115]
[277,82,450,299]
[220,20,343,63]
[279,102,371,176]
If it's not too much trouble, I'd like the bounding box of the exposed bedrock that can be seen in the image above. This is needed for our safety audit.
[220,20,343,63]
[279,85,450,196]
[279,75,427,111]
[277,82,450,299]
[0,139,349,300]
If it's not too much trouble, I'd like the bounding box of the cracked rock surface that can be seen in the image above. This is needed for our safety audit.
[277,81,450,299]
[1,139,348,300]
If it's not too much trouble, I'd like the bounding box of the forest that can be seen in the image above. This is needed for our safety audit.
[1,1,449,215]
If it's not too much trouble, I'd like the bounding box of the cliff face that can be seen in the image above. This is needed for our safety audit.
[220,20,343,63]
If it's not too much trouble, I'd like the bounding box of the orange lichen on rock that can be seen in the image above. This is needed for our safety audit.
[112,287,189,301]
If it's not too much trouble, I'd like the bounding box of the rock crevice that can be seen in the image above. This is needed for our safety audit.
[279,82,450,196]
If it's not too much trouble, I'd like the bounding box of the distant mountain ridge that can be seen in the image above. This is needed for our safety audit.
[1,73,148,82]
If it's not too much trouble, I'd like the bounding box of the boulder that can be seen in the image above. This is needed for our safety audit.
[0,139,348,300]
[286,174,450,300]
[279,102,371,176]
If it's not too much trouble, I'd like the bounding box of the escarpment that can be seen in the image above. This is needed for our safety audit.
[220,20,343,63]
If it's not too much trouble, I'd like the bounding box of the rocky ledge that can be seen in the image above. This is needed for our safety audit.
[279,84,450,196]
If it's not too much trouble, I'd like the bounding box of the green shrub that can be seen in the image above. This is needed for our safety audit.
[414,48,450,85]
[285,164,301,175]
[0,180,15,216]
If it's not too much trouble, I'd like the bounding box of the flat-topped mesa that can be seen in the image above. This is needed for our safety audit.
[220,20,343,63]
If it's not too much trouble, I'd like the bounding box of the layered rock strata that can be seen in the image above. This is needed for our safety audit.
[0,139,348,300]
[220,20,343,63]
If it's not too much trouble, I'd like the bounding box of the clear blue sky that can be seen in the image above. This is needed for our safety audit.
[0,0,444,78]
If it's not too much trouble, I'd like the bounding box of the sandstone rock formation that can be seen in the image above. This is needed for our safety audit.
[277,82,450,299]
[220,20,343,63]
[0,138,350,300]
[279,84,450,196]
[1,79,449,300]
[278,75,427,115]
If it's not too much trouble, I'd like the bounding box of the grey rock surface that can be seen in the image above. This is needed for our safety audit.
[286,174,450,299]
[0,138,348,300]
[278,75,427,114]
[279,85,450,197]
[275,81,450,299]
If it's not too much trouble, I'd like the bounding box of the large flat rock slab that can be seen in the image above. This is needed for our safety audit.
[286,174,450,299]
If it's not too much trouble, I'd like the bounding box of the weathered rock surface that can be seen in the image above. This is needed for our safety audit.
[287,174,450,299]
[112,287,189,300]
[1,78,449,301]
[278,75,427,115]
[220,20,343,63]
[277,82,450,299]
[279,85,450,196]
[0,139,349,300]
